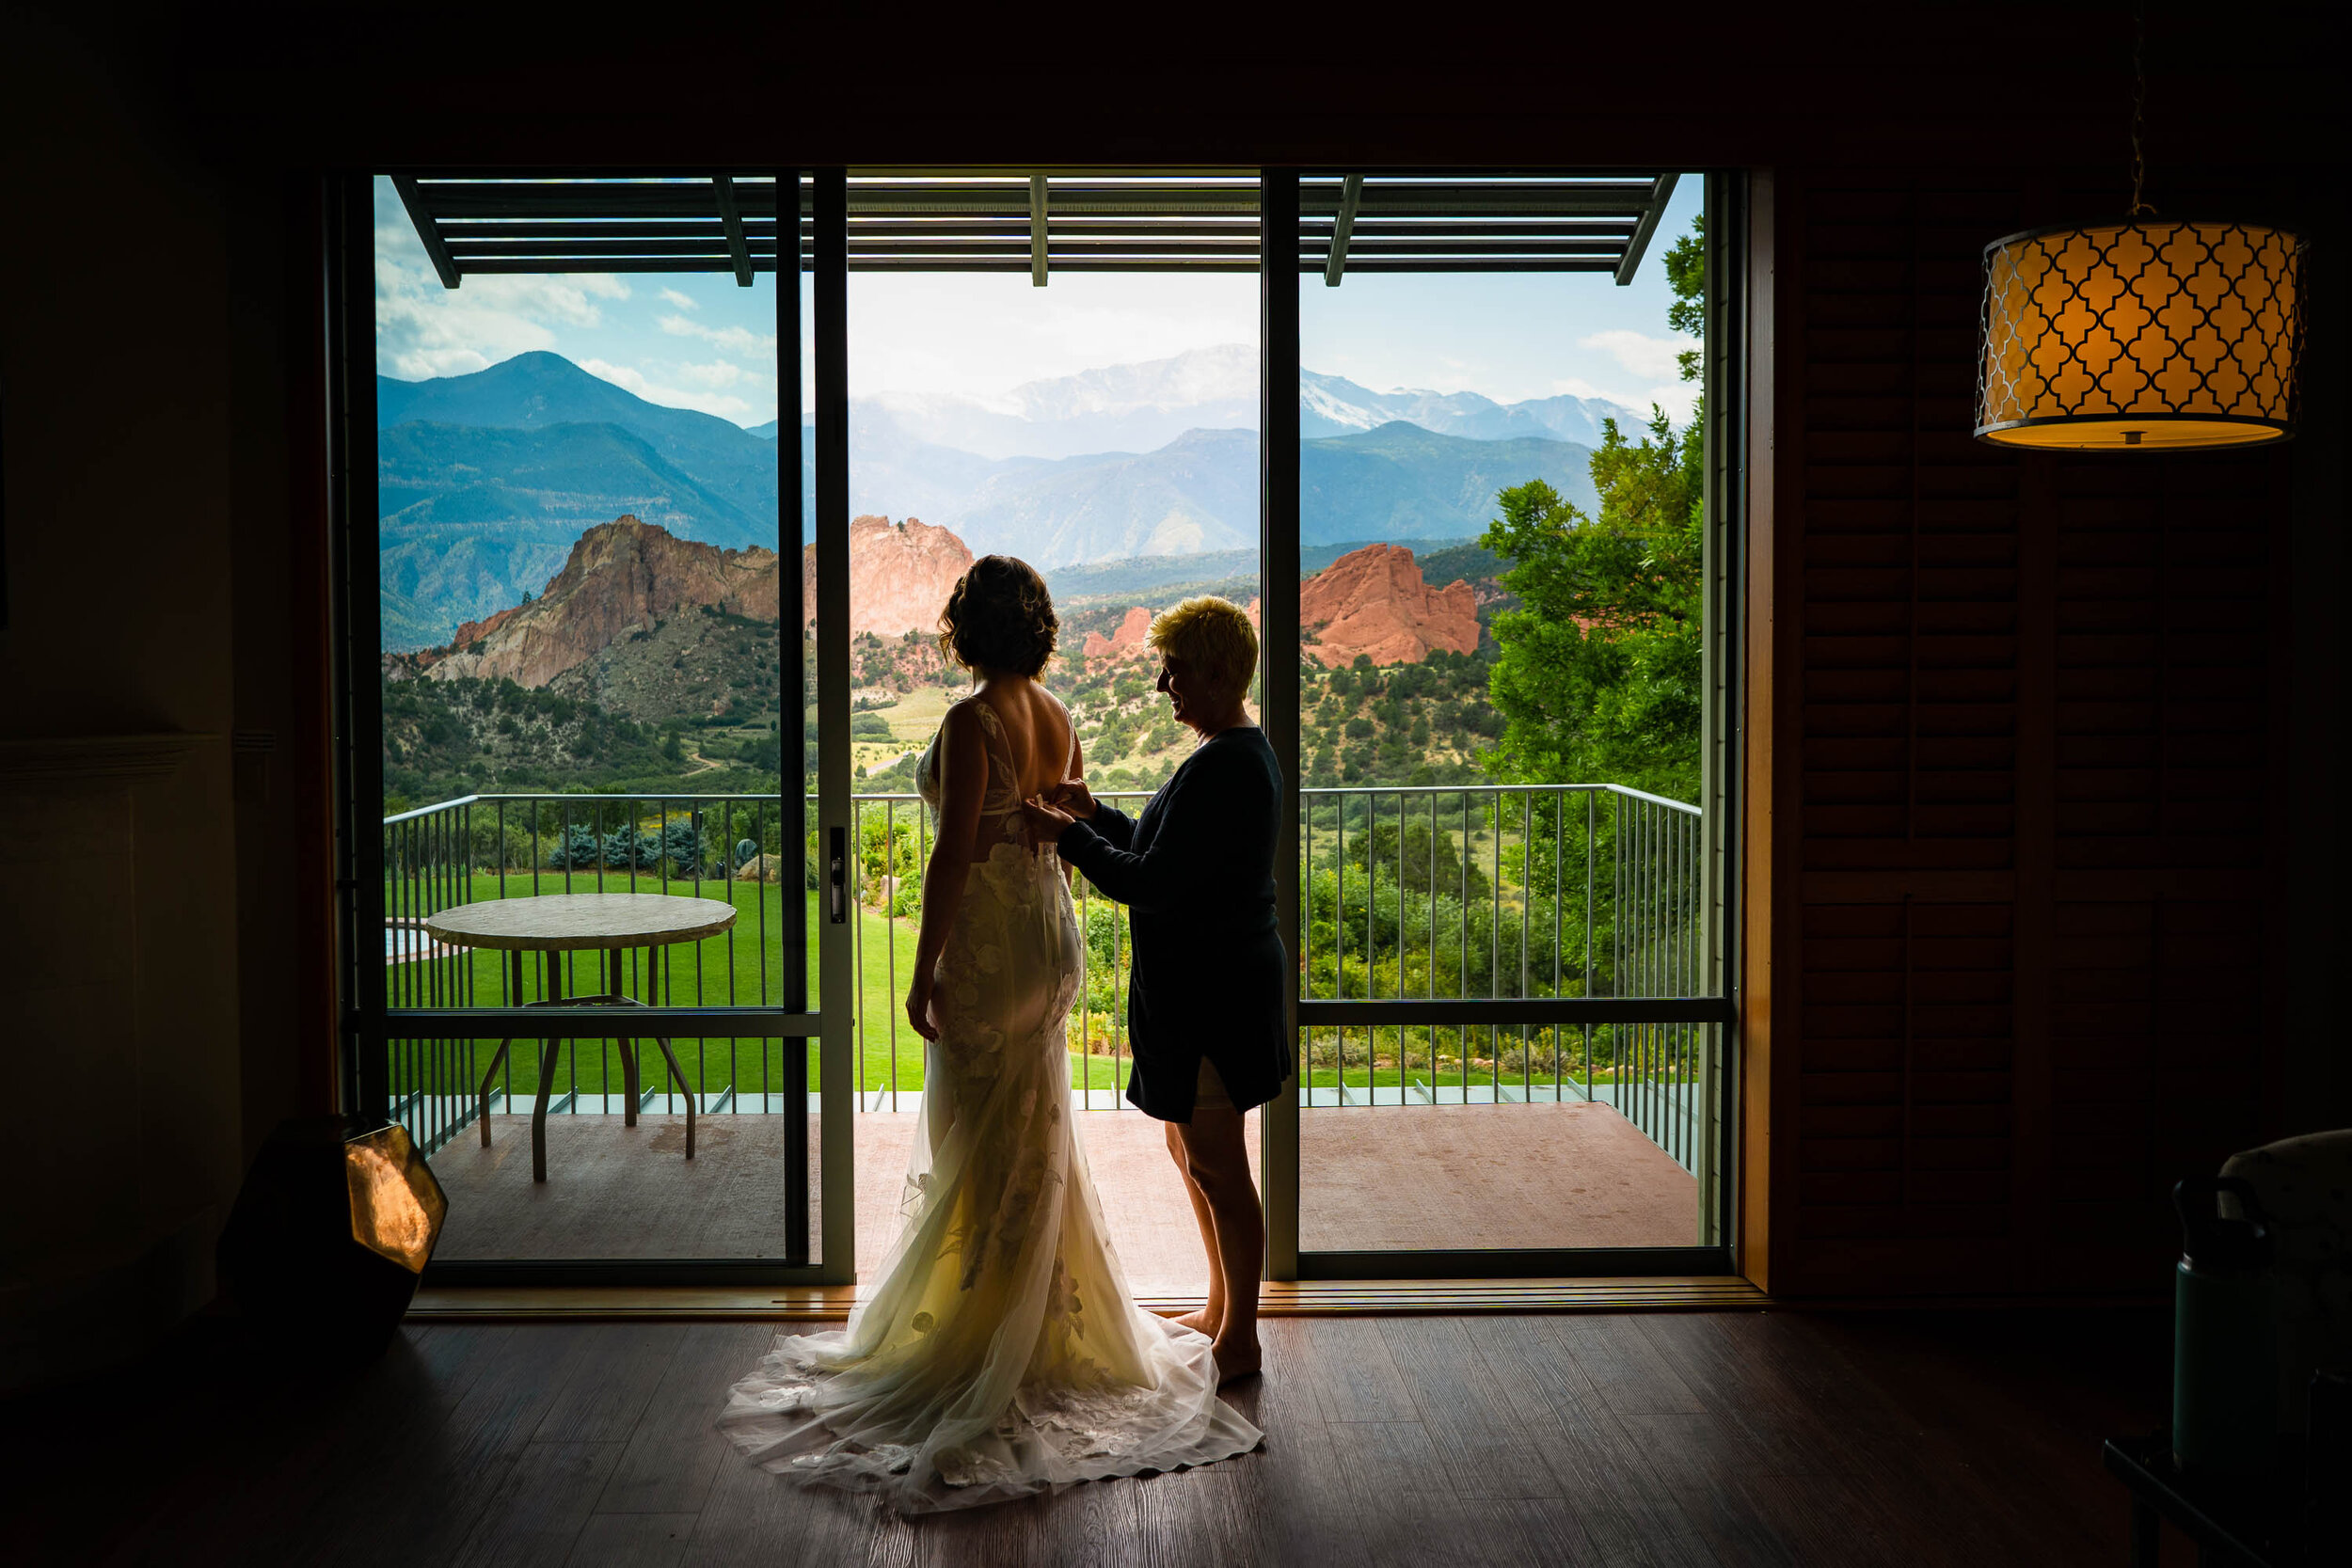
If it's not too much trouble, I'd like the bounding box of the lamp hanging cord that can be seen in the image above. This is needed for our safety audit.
[2129,2,2157,216]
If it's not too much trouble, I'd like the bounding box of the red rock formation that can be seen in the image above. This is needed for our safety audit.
[1297,544,1479,667]
[427,515,780,689]
[801,515,975,640]
[1082,605,1155,660]
[424,513,980,692]
[446,602,526,650]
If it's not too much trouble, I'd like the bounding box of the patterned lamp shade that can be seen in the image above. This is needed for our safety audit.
[1975,220,2304,450]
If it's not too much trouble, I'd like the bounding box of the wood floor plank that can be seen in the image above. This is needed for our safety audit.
[18,1307,2174,1568]
[88,1328,483,1567]
[1634,1312,1839,1476]
[534,1323,688,1444]
[1695,1313,2034,1568]
[1246,1321,1373,1568]
[678,1431,885,1568]
[1131,1461,1256,1568]
[1610,1411,1797,1568]
[1815,1314,2153,1567]
[857,1510,919,1568]
[1327,1421,1587,1568]
[1297,1316,1417,1423]
[453,1439,626,1568]
[1492,1497,1615,1568]
[1375,1316,1559,1500]
[1471,1318,1717,1568]
[599,1323,775,1515]
[1550,1312,1708,1417]
[381,1324,613,1561]
[566,1513,698,1568]
[261,1329,519,1565]
[1044,1478,1147,1568]
[901,1490,1059,1568]
[1730,1472,1905,1568]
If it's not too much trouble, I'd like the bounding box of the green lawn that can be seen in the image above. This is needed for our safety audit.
[385,872,1134,1104]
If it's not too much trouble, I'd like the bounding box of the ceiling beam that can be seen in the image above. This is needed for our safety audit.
[1030,175,1048,287]
[1323,174,1362,287]
[712,175,754,286]
[392,174,462,289]
[1613,172,1680,285]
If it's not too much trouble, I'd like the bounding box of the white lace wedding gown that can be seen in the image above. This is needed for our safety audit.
[718,702,1263,1512]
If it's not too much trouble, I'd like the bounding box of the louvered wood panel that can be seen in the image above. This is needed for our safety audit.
[1776,174,2288,1294]
[2047,451,2275,1268]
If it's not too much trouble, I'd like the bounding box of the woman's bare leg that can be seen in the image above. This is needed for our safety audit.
[1175,1106,1262,1382]
[1168,1121,1225,1337]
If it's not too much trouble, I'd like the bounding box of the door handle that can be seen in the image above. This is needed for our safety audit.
[829,827,846,924]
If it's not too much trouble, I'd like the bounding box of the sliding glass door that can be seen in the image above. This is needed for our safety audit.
[1262,171,1738,1278]
[335,166,1739,1290]
[340,171,838,1284]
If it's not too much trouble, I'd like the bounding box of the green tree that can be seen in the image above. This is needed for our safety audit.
[1479,216,1706,802]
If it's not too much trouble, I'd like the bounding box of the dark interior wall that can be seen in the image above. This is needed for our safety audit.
[1762,166,2344,1295]
[0,8,251,1385]
[0,4,2340,1334]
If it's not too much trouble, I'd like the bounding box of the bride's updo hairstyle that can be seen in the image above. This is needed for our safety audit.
[938,554,1058,677]
[1149,595,1259,703]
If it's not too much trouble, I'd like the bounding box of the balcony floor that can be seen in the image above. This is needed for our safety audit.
[425,1099,1696,1290]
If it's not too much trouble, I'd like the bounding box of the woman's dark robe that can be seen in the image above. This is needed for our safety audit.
[1055,726,1289,1121]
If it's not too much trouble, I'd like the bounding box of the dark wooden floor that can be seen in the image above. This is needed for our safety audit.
[5,1307,2179,1566]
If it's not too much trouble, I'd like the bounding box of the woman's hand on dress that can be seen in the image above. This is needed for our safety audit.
[905,974,939,1041]
[1045,777,1099,820]
[1022,796,1076,843]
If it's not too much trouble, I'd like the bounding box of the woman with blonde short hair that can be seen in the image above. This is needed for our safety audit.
[1026,594,1286,1383]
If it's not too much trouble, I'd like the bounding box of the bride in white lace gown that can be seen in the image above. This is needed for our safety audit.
[719,558,1262,1513]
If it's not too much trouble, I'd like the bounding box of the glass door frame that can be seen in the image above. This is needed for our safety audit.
[328,169,850,1287]
[329,165,1743,1291]
[1256,169,1746,1281]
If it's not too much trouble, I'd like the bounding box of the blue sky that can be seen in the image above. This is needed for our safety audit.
[374,175,1703,430]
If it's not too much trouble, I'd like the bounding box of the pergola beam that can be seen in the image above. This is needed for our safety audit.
[1614,171,1680,286]
[389,172,1684,281]
[1029,175,1048,287]
[1323,174,1362,286]
[712,174,754,286]
[392,174,462,289]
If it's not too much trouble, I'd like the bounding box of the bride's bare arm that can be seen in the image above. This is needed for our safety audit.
[906,702,987,1040]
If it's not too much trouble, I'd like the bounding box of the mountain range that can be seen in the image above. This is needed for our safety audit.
[742,345,1641,457]
[374,351,1611,648]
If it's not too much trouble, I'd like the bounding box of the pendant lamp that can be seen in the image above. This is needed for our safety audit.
[1974,12,2304,451]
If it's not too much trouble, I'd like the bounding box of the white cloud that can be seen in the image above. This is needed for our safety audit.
[580,356,652,394]
[659,287,701,310]
[847,274,1259,398]
[659,314,778,356]
[1579,329,1692,382]
[372,180,634,381]
[579,356,758,421]
[1550,374,1696,427]
[375,253,559,379]
[676,359,748,388]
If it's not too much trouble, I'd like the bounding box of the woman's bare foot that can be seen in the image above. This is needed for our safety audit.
[1211,1338,1262,1385]
[1174,1308,1220,1337]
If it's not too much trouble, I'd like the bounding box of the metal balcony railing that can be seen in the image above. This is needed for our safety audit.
[378,784,1709,1169]
[1298,784,1710,1171]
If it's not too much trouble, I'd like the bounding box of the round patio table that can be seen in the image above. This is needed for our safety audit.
[423,893,737,1182]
